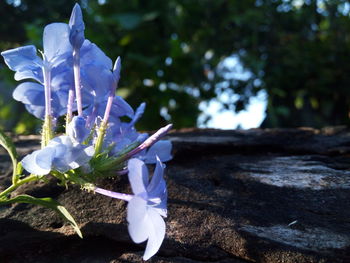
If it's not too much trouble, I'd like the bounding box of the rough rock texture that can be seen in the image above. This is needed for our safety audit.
[1,128,350,263]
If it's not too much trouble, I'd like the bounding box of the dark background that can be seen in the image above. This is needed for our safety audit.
[1,0,350,133]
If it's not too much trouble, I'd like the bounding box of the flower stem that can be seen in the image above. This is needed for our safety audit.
[94,88,115,155]
[94,57,121,155]
[42,60,53,147]
[94,121,108,155]
[43,63,52,120]
[73,50,83,116]
[102,95,114,124]
[66,87,75,132]
[42,115,53,147]
[94,187,133,201]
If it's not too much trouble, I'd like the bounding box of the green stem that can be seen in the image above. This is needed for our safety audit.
[51,170,94,190]
[65,113,71,135]
[94,121,107,155]
[12,162,22,185]
[41,115,53,148]
[93,141,140,172]
[0,174,38,199]
[11,159,18,185]
[41,122,46,148]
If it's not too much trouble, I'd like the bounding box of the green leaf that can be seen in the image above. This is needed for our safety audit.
[0,130,18,183]
[0,194,83,238]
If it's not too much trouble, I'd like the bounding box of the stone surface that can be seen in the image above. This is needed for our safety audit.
[1,128,350,262]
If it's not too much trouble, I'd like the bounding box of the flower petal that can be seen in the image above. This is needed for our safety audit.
[81,40,112,69]
[25,104,45,119]
[47,136,71,172]
[127,158,148,194]
[13,82,44,105]
[48,136,94,172]
[51,90,70,118]
[43,23,72,63]
[68,145,94,169]
[147,156,165,194]
[81,64,114,101]
[143,208,166,261]
[130,102,146,126]
[1,45,42,72]
[110,96,134,119]
[14,68,43,83]
[147,156,168,217]
[67,116,90,143]
[112,56,121,82]
[144,140,173,164]
[127,196,149,243]
[21,147,55,175]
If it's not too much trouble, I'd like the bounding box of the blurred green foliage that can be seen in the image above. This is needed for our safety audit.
[1,0,350,133]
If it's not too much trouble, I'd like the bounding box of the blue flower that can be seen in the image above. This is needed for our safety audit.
[93,157,167,260]
[67,116,90,143]
[107,102,146,153]
[1,23,72,119]
[100,102,173,164]
[21,135,94,175]
[127,157,167,260]
[2,22,113,120]
[84,95,134,129]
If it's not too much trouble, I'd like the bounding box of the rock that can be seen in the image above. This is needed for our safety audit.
[1,128,350,262]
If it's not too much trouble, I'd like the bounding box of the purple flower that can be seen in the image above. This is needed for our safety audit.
[21,135,94,175]
[127,157,167,260]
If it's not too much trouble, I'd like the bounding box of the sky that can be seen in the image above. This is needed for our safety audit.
[197,55,267,130]
[198,90,267,130]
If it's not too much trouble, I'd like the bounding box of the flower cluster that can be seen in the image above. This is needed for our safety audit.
[0,4,172,260]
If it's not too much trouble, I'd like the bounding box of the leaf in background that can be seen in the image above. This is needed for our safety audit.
[0,194,83,238]
[0,130,18,183]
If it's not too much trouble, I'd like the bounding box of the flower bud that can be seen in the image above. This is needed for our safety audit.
[69,3,85,49]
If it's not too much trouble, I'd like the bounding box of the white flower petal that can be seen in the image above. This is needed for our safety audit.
[143,208,166,260]
[13,82,44,105]
[147,156,165,193]
[43,23,72,62]
[21,147,55,175]
[127,158,148,194]
[127,197,149,243]
[1,45,42,72]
